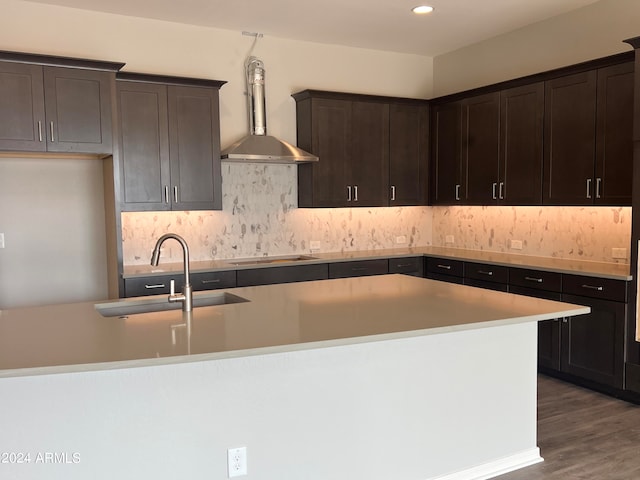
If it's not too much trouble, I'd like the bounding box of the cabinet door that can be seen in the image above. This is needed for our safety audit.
[509,285,562,371]
[462,92,500,205]
[430,102,462,204]
[561,293,625,388]
[595,62,634,205]
[0,62,45,151]
[350,101,389,206]
[167,85,222,210]
[117,81,171,211]
[543,71,597,205]
[389,104,428,206]
[500,83,544,205]
[306,98,351,207]
[236,264,328,287]
[328,259,388,279]
[43,67,113,154]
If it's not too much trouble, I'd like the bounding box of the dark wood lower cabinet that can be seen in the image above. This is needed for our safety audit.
[560,293,625,389]
[124,270,236,297]
[388,257,423,277]
[328,259,389,279]
[236,264,328,287]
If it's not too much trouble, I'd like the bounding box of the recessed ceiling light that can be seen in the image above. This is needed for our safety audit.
[412,5,434,14]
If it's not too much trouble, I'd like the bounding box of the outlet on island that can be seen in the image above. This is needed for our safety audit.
[0,233,4,249]
[228,446,247,477]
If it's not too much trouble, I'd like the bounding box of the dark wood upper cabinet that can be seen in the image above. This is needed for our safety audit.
[295,90,428,208]
[595,62,634,205]
[543,71,599,205]
[430,101,462,204]
[462,92,500,204]
[389,103,429,205]
[43,67,113,154]
[500,82,544,205]
[167,85,222,211]
[0,62,46,151]
[0,59,116,154]
[350,100,389,207]
[117,75,225,212]
[117,81,170,210]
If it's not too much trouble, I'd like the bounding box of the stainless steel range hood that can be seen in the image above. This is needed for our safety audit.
[221,57,318,163]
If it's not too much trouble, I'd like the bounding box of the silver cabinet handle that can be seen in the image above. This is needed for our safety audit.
[347,186,352,202]
[391,185,396,201]
[164,186,169,204]
[354,185,358,202]
[173,186,178,203]
[581,284,603,291]
[478,270,494,276]
[396,263,412,268]
[492,182,497,200]
[455,184,461,201]
[436,264,452,270]
[525,276,543,283]
[144,283,166,289]
[499,182,504,200]
[586,178,592,199]
[37,121,43,142]
[596,177,602,199]
[351,267,367,272]
[201,279,220,284]
[49,121,55,142]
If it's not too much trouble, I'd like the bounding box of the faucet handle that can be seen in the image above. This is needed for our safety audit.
[170,279,176,296]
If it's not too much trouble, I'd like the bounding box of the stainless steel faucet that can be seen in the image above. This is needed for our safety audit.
[150,233,193,312]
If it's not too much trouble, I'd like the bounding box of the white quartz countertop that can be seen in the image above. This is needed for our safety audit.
[123,246,631,280]
[0,275,589,378]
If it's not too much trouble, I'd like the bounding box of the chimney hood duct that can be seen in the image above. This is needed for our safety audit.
[221,57,318,163]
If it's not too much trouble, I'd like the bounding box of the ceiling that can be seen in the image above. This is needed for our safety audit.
[23,0,600,56]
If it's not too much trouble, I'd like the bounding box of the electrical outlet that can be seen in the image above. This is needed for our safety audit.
[445,235,454,244]
[310,240,321,251]
[612,247,627,259]
[0,233,4,249]
[228,447,247,478]
[510,239,523,250]
[395,235,407,245]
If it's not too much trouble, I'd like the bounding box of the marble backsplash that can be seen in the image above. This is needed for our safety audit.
[121,164,631,266]
[121,163,432,265]
[431,206,632,264]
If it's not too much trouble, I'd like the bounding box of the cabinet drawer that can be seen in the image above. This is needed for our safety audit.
[388,257,423,276]
[191,270,236,291]
[427,272,464,285]
[509,268,561,292]
[329,259,389,279]
[425,257,464,277]
[562,274,627,302]
[124,274,181,297]
[237,264,328,287]
[464,278,508,292]
[465,262,508,284]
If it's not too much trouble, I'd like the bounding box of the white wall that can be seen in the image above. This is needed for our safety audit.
[0,158,108,308]
[433,0,640,96]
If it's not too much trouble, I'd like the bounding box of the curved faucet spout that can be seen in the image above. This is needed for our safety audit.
[150,233,192,312]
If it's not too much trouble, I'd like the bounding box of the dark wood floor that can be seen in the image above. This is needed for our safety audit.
[496,375,640,479]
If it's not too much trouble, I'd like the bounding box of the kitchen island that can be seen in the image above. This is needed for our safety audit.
[0,275,588,480]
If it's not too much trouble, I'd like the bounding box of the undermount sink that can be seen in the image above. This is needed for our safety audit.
[228,255,318,266]
[95,292,249,318]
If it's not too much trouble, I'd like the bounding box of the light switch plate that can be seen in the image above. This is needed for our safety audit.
[0,233,4,249]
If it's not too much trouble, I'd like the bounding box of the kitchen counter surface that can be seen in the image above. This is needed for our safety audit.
[0,274,588,378]
[123,246,632,280]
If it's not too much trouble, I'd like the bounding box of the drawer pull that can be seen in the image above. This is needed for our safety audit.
[581,284,603,291]
[201,279,221,284]
[478,270,493,276]
[525,276,543,283]
[351,267,368,272]
[396,263,412,268]
[436,264,452,270]
[144,283,166,289]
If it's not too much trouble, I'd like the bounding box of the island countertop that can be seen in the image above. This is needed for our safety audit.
[0,274,589,378]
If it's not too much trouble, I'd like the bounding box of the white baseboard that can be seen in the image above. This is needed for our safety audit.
[430,448,544,480]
